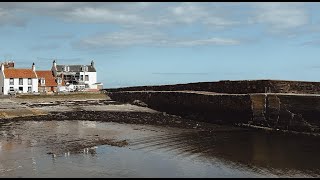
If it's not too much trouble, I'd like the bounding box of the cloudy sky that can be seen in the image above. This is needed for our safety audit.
[1,2,320,88]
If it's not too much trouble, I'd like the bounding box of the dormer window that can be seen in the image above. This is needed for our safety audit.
[40,78,45,85]
[63,66,69,72]
[81,66,88,72]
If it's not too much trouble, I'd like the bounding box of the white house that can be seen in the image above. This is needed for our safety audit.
[0,61,38,95]
[51,60,102,91]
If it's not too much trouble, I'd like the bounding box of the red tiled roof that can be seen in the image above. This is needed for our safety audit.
[4,68,37,78]
[36,70,58,87]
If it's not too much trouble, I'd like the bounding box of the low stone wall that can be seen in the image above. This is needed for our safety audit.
[107,91,320,134]
[107,91,252,125]
[105,80,320,94]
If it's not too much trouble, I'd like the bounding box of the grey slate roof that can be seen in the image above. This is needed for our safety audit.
[56,65,96,72]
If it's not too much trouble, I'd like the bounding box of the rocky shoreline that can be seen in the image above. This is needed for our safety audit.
[0,97,243,132]
[7,110,246,132]
[0,97,319,137]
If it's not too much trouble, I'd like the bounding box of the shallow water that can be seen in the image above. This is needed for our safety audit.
[0,120,319,178]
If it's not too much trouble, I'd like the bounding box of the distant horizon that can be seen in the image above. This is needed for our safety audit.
[1,2,320,88]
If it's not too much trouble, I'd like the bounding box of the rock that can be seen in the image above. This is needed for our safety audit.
[132,100,148,107]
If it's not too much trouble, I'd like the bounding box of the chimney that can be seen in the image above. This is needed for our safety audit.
[8,61,14,68]
[32,62,35,71]
[53,59,57,68]
[91,60,94,67]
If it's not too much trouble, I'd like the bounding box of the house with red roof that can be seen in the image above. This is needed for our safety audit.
[0,59,101,95]
[36,70,64,93]
[0,61,39,95]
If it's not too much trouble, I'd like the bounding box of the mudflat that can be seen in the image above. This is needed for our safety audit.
[0,94,319,177]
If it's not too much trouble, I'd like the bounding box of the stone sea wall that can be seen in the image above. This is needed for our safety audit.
[107,91,320,134]
[107,91,252,125]
[105,80,320,94]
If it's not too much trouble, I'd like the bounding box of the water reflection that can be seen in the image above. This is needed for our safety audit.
[129,130,320,176]
[0,120,319,177]
[82,146,97,156]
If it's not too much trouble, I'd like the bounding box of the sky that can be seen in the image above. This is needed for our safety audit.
[1,2,320,88]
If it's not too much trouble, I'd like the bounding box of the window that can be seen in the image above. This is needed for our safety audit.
[28,87,32,92]
[65,66,69,72]
[85,75,89,81]
[85,84,89,88]
[19,87,23,91]
[9,78,14,85]
[40,78,45,85]
[80,75,83,81]
[57,77,62,85]
[28,78,32,85]
[82,66,88,72]
[1,87,3,92]
[19,78,23,85]
[9,87,13,91]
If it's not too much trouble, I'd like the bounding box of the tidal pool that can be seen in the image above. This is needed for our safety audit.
[0,120,319,178]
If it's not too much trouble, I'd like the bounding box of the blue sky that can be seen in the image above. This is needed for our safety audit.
[1,2,320,88]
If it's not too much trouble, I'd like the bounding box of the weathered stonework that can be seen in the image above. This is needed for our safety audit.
[107,90,320,134]
[105,80,320,94]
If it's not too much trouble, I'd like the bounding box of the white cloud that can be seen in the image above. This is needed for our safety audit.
[0,8,26,26]
[5,2,309,32]
[0,2,164,26]
[250,2,309,33]
[174,37,240,46]
[0,2,239,29]
[170,2,208,23]
[0,2,311,31]
[300,39,320,46]
[0,2,315,58]
[64,7,141,24]
[75,32,159,48]
[73,31,241,50]
[43,33,74,39]
[168,2,238,28]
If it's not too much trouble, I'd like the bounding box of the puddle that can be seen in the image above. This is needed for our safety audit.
[0,120,319,177]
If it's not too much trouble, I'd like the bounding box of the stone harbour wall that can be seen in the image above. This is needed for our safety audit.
[107,91,320,134]
[105,80,320,94]
[107,91,252,125]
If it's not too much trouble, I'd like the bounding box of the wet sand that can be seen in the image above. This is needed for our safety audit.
[0,120,319,178]
[0,97,319,177]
